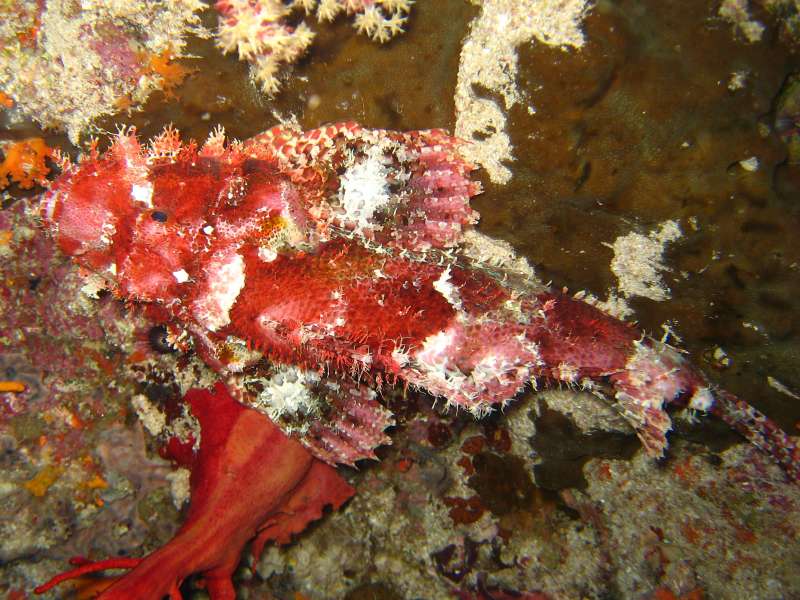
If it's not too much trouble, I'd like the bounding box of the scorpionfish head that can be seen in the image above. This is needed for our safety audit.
[40,129,310,306]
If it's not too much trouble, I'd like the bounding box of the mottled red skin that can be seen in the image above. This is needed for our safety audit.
[40,125,800,473]
[35,123,800,598]
[36,383,354,599]
[228,239,496,374]
[531,291,640,377]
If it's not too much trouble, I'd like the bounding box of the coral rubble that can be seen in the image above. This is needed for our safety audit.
[0,200,189,593]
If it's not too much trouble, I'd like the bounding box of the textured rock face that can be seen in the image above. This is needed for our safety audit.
[2,0,800,598]
[0,0,205,142]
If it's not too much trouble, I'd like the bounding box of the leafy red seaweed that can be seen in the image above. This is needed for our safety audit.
[37,383,354,599]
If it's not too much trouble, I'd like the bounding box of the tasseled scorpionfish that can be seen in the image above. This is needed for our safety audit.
[35,123,799,598]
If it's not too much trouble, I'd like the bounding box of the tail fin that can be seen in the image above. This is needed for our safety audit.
[711,389,800,482]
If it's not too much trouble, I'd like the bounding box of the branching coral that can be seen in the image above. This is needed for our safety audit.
[215,0,413,95]
[215,0,316,96]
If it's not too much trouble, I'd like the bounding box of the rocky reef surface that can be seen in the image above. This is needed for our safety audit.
[1,0,799,598]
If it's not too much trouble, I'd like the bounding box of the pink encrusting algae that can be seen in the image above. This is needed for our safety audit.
[33,123,799,598]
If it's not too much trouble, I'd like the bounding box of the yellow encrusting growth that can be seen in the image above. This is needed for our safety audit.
[0,138,52,190]
[0,381,26,393]
[24,465,63,498]
[0,91,13,108]
[143,48,195,99]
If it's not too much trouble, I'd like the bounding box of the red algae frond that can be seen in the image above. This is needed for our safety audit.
[37,383,354,599]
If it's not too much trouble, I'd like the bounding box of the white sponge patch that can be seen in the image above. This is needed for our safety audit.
[337,147,392,233]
